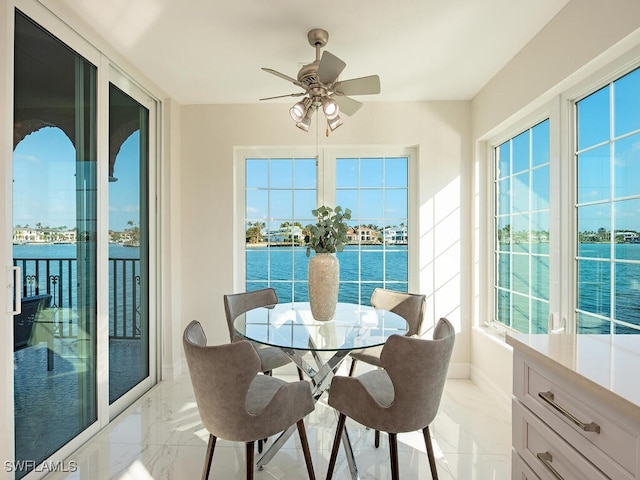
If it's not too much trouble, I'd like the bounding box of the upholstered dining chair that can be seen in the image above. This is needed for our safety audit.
[326,317,455,480]
[224,288,304,380]
[348,288,426,376]
[183,320,316,480]
[347,288,426,447]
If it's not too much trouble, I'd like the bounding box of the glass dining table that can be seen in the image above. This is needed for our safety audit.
[234,301,408,479]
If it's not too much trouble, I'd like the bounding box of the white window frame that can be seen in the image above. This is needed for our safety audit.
[234,145,419,293]
[481,42,640,338]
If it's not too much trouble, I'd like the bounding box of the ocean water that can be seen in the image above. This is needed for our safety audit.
[15,242,640,333]
[14,243,140,260]
[576,242,640,333]
[499,242,640,333]
[246,244,409,305]
[13,243,141,337]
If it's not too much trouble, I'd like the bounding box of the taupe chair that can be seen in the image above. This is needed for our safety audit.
[326,317,455,480]
[347,288,426,447]
[183,320,316,480]
[224,288,304,380]
[348,288,426,377]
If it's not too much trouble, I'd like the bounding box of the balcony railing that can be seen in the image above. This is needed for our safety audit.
[13,257,141,340]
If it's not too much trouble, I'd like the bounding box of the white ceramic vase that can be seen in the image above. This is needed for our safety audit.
[308,252,339,321]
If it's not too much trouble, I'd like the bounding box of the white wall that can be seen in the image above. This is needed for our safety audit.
[161,97,183,379]
[179,100,472,374]
[473,0,640,139]
[470,0,640,403]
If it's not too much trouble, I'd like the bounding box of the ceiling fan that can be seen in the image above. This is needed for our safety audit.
[260,28,381,133]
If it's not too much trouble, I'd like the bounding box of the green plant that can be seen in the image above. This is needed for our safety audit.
[305,205,352,257]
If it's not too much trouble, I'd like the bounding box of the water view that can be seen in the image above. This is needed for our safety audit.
[246,244,408,306]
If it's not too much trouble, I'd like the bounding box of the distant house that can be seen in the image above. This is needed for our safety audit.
[263,225,304,243]
[12,227,77,244]
[346,226,380,244]
[383,226,408,245]
[616,231,640,243]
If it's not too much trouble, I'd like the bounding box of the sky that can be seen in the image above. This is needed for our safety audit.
[13,127,140,232]
[495,67,640,234]
[245,156,409,230]
[12,67,640,235]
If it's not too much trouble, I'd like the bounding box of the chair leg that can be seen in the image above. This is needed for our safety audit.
[258,439,263,453]
[374,429,380,448]
[297,419,316,480]
[423,426,439,480]
[297,367,305,380]
[326,413,346,480]
[389,432,399,480]
[348,358,357,377]
[202,434,216,480]
[246,442,254,480]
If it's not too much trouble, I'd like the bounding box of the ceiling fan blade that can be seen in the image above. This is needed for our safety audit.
[333,75,381,96]
[262,68,304,87]
[259,92,306,101]
[332,94,362,116]
[317,51,346,84]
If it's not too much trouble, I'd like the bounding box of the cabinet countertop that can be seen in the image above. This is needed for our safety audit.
[506,333,640,424]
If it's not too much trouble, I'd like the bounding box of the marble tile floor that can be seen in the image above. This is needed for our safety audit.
[45,371,512,480]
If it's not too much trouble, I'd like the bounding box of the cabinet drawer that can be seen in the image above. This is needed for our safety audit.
[513,400,608,480]
[515,352,639,478]
[512,450,542,480]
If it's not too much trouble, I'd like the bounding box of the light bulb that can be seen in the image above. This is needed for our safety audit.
[322,98,339,119]
[290,101,307,122]
[327,115,343,131]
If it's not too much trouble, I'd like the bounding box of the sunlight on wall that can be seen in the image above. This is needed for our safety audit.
[420,177,462,332]
[473,156,481,326]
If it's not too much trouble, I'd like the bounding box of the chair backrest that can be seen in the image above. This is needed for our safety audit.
[14,294,51,350]
[379,317,455,431]
[183,320,262,440]
[370,288,426,336]
[223,288,278,341]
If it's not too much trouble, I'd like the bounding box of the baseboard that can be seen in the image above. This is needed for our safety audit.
[161,359,184,381]
[446,361,470,379]
[470,364,512,412]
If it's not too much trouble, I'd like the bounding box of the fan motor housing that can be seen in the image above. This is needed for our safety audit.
[297,61,320,86]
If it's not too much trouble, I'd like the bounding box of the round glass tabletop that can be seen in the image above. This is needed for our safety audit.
[234,302,408,352]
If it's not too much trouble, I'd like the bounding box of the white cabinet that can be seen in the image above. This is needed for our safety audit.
[507,334,640,480]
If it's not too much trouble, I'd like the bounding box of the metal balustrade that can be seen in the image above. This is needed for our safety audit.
[13,257,141,340]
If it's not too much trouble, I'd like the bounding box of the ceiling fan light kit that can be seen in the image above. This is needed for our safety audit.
[261,28,380,134]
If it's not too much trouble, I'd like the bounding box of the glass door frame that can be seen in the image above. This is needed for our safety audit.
[1,0,17,474]
[1,1,161,475]
[104,66,158,419]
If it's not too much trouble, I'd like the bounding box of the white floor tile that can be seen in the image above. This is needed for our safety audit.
[45,374,511,479]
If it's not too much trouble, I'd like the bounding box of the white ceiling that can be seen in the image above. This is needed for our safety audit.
[55,0,569,105]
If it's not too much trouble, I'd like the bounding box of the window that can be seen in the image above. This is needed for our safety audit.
[575,67,640,334]
[335,157,409,304]
[242,150,413,306]
[494,120,550,334]
[245,156,317,302]
[490,64,640,336]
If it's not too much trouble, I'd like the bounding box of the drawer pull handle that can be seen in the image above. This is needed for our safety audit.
[538,391,600,433]
[537,451,565,480]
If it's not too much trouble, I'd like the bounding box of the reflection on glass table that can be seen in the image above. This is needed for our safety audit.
[234,301,408,479]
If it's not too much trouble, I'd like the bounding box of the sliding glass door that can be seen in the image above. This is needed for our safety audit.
[13,11,97,477]
[108,82,150,404]
[11,9,156,477]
